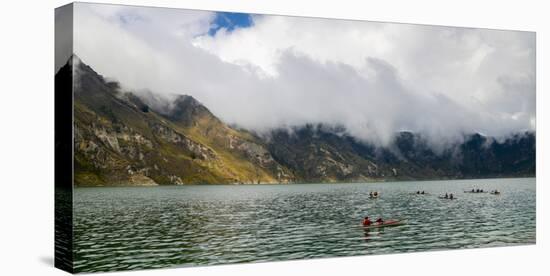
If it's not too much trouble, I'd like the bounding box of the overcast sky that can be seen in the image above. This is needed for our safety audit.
[72,3,535,147]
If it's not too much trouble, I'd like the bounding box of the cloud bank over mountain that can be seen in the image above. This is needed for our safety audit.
[72,3,535,147]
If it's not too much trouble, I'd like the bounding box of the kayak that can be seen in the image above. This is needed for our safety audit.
[369,195,379,199]
[438,196,457,200]
[464,191,488,193]
[363,220,404,229]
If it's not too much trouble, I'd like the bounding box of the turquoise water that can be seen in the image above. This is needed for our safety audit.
[73,178,535,272]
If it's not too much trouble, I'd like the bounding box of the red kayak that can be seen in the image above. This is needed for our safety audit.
[363,219,404,229]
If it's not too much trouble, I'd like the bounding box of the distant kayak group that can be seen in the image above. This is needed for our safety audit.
[368,188,500,202]
[464,188,487,193]
[465,188,501,195]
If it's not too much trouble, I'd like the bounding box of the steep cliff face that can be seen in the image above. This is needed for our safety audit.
[266,126,535,182]
[266,126,383,182]
[70,56,294,186]
[66,56,535,186]
[456,133,536,177]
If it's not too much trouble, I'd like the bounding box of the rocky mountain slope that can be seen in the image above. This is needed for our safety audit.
[61,56,535,186]
[67,56,293,186]
[266,126,535,182]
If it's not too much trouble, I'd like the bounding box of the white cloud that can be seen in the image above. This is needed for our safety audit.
[72,3,535,147]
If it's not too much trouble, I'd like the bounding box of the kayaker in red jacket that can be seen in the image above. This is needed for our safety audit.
[362,216,372,226]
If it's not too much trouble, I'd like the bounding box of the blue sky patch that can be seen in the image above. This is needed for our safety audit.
[208,12,254,36]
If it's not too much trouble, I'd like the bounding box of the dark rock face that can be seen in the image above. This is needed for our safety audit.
[266,125,383,182]
[65,56,535,186]
[266,125,535,182]
[457,133,535,177]
[164,95,213,127]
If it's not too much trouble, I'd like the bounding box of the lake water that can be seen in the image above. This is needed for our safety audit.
[73,178,535,272]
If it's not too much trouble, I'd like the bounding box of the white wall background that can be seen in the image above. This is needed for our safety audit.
[0,0,547,275]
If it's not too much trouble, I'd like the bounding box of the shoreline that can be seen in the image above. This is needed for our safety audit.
[74,176,536,188]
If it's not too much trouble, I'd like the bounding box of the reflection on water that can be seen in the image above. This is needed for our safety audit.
[73,178,535,272]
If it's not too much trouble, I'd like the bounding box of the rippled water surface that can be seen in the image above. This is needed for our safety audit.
[74,178,535,272]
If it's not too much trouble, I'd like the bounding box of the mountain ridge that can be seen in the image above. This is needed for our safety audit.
[63,56,535,186]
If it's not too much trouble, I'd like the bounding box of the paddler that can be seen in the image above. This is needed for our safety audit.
[362,216,372,226]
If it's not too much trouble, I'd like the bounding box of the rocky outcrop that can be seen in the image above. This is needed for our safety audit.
[150,122,216,161]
